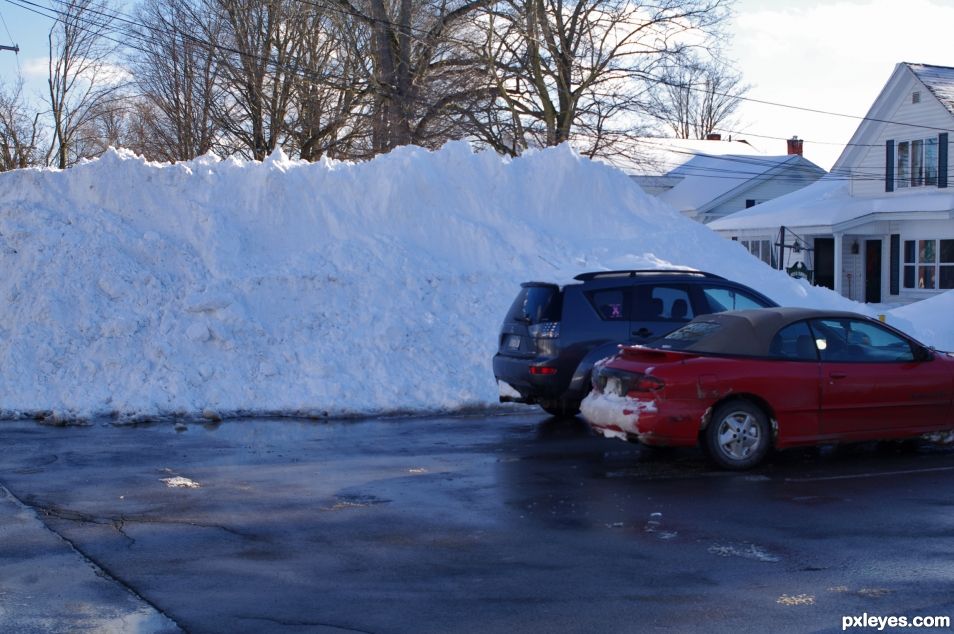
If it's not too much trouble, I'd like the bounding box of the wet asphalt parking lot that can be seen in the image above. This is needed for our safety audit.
[1,411,953,633]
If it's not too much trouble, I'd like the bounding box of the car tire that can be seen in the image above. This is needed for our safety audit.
[705,400,771,470]
[539,399,581,418]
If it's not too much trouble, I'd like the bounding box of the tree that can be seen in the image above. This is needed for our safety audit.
[0,79,42,171]
[209,0,306,159]
[330,0,495,155]
[649,54,749,139]
[130,0,223,161]
[47,0,124,168]
[476,0,729,156]
[284,5,372,160]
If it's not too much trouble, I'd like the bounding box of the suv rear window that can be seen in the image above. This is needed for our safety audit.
[505,285,563,324]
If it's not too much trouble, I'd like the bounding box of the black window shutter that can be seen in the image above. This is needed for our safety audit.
[889,234,900,295]
[885,140,895,192]
[939,133,948,188]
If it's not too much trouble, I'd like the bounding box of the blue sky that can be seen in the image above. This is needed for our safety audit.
[2,0,954,170]
[0,0,51,81]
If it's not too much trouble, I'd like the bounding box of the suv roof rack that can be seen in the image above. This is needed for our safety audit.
[573,269,725,282]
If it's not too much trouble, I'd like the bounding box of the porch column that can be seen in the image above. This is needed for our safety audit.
[833,232,843,296]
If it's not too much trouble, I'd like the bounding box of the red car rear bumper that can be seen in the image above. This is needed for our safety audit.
[583,392,703,447]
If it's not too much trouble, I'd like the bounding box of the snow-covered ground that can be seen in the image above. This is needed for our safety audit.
[0,142,950,421]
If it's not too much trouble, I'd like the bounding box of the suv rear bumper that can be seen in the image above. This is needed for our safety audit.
[492,353,564,402]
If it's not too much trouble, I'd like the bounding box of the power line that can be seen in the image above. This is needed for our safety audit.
[4,0,365,92]
[8,0,954,174]
[710,127,882,149]
[621,138,888,183]
[15,0,954,138]
[0,1,18,61]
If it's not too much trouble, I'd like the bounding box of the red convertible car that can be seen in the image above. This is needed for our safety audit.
[580,307,954,469]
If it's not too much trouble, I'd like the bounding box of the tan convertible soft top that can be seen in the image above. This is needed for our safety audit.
[655,307,883,357]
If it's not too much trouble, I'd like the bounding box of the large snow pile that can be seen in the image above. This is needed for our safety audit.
[0,143,942,420]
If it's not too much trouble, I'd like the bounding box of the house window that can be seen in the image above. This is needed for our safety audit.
[896,138,938,188]
[741,239,775,267]
[903,239,954,289]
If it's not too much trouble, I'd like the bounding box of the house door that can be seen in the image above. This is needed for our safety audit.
[814,238,834,289]
[865,240,882,303]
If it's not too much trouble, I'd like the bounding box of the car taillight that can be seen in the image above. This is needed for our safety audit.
[528,322,560,339]
[529,366,557,375]
[626,375,664,394]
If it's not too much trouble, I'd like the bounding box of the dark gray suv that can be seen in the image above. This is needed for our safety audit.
[492,270,778,416]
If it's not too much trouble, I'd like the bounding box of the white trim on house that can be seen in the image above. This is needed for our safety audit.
[710,62,954,304]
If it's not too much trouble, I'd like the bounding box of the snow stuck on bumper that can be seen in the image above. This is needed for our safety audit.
[580,390,657,440]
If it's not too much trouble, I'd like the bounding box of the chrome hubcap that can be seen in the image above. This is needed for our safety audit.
[717,411,761,460]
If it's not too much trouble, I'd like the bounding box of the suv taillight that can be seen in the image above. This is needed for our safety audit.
[528,322,560,339]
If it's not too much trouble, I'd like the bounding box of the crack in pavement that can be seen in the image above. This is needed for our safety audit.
[30,498,258,541]
[1,482,189,633]
[34,501,138,547]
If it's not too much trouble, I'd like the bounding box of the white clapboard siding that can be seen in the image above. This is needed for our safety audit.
[850,70,954,198]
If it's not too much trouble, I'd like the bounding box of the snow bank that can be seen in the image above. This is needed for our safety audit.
[0,142,942,420]
[888,290,954,352]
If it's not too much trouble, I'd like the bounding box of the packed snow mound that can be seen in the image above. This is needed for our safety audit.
[0,143,938,420]
[889,290,954,352]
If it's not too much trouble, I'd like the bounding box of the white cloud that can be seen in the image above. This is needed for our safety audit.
[728,0,954,170]
[20,57,48,80]
[20,55,130,86]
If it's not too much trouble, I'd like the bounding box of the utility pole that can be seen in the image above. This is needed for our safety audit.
[0,44,18,53]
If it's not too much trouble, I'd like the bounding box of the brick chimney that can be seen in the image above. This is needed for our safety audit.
[706,133,722,141]
[787,136,803,156]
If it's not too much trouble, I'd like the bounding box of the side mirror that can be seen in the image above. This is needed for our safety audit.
[914,345,934,362]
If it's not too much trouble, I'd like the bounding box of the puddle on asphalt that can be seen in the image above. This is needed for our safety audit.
[321,493,391,511]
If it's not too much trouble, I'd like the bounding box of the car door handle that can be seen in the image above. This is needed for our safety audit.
[633,328,652,338]
[829,372,847,380]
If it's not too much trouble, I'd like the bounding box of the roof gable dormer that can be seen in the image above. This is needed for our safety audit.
[832,63,954,198]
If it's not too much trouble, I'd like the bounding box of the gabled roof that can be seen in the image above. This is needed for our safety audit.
[603,137,765,177]
[659,153,823,215]
[714,61,954,234]
[832,62,954,173]
[907,63,954,116]
[601,137,824,215]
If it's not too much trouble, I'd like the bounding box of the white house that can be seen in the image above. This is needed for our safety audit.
[607,136,825,224]
[710,62,954,305]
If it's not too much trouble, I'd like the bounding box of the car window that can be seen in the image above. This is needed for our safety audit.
[657,320,721,350]
[702,286,770,313]
[633,285,693,322]
[506,285,562,324]
[808,318,915,363]
[587,287,629,321]
[768,321,817,361]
